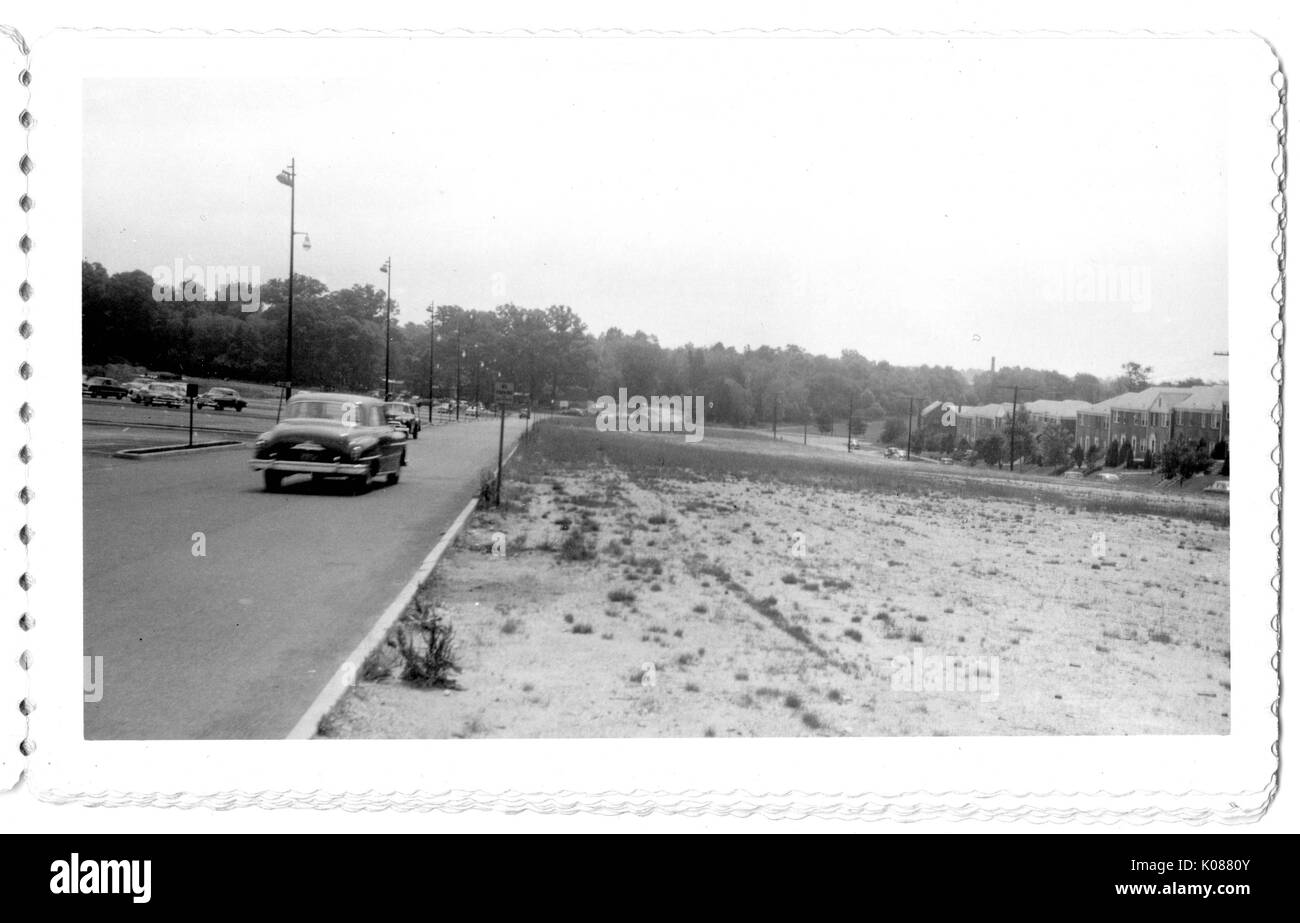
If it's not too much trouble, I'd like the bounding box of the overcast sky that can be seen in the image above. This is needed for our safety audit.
[83,37,1230,382]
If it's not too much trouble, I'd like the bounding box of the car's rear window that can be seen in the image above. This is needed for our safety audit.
[287,400,381,426]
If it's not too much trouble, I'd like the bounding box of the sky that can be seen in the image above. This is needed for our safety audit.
[83,37,1231,382]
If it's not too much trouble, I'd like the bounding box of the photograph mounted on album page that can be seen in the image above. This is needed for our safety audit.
[4,25,1283,819]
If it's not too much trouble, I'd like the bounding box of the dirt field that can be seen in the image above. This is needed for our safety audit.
[321,421,1230,738]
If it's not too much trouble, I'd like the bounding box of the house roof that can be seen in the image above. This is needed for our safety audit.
[1172,384,1229,411]
[956,402,1013,420]
[1023,399,1092,419]
[1076,394,1127,416]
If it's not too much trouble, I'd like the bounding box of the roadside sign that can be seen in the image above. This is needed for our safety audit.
[494,381,513,402]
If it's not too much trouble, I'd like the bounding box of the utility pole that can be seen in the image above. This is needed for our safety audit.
[772,393,779,441]
[847,392,854,452]
[996,384,1035,472]
[904,395,925,461]
[434,315,444,423]
[275,160,308,398]
[286,160,295,399]
[455,323,462,421]
[380,258,392,400]
[495,388,506,507]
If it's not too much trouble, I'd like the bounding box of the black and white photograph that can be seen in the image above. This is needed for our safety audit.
[2,16,1287,832]
[76,38,1240,743]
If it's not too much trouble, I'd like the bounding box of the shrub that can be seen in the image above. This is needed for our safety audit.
[558,528,595,562]
[395,597,461,688]
[1160,440,1215,484]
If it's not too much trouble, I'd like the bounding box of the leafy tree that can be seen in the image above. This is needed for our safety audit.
[974,433,1005,467]
[1160,440,1214,483]
[880,417,906,446]
[1105,439,1120,468]
[1120,361,1153,392]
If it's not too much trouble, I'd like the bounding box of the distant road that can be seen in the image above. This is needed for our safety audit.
[83,413,526,739]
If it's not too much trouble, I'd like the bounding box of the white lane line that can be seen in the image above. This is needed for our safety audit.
[286,437,523,739]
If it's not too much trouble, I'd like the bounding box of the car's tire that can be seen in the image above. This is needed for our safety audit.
[236,405,244,412]
[386,464,401,485]
[263,471,284,492]
[350,474,370,495]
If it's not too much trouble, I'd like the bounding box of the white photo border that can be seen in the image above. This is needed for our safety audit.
[11,27,1284,821]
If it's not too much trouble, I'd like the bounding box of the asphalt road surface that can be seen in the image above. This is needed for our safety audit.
[84,413,528,739]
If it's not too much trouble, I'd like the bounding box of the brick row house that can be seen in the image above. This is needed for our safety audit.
[1170,385,1229,447]
[950,386,1228,466]
[1022,399,1092,438]
[1080,384,1229,462]
[953,403,1012,444]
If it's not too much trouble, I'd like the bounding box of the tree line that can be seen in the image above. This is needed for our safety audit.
[83,262,1213,427]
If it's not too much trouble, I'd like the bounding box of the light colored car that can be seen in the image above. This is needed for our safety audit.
[125,379,154,401]
[139,381,184,408]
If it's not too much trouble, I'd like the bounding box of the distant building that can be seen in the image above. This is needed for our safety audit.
[1022,399,1092,437]
[955,403,1012,443]
[1169,384,1229,448]
[1074,384,1229,463]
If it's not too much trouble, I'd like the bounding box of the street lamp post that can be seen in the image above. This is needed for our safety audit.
[380,258,392,400]
[455,330,463,421]
[428,326,438,423]
[275,160,311,398]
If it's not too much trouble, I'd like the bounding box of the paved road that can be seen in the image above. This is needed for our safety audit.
[84,414,527,739]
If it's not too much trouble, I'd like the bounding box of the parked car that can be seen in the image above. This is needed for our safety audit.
[249,392,407,493]
[125,379,154,401]
[518,408,531,419]
[139,382,184,408]
[196,387,247,412]
[383,401,421,439]
[85,376,129,400]
[884,446,901,458]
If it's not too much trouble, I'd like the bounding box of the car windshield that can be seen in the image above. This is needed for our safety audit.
[384,403,412,415]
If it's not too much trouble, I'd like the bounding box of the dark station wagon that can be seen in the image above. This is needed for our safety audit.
[249,392,407,493]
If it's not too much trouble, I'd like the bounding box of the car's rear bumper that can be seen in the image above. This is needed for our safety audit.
[249,459,370,476]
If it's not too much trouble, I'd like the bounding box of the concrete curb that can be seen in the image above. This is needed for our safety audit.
[287,438,523,739]
[111,440,245,459]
